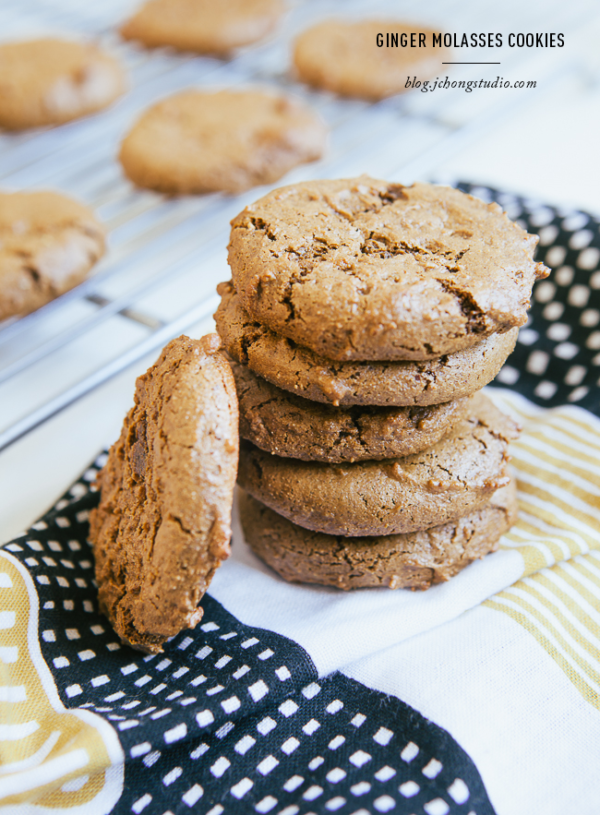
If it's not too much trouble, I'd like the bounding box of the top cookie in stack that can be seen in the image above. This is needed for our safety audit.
[215,176,548,590]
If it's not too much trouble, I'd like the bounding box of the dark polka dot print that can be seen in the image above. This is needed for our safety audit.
[6,458,494,815]
[458,183,600,416]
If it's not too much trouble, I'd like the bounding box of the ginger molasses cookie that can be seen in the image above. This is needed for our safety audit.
[215,282,518,407]
[237,393,519,537]
[119,89,326,194]
[233,360,474,462]
[0,191,106,321]
[293,20,447,100]
[0,39,125,130]
[121,0,284,55]
[239,480,518,590]
[228,177,549,361]
[89,334,239,654]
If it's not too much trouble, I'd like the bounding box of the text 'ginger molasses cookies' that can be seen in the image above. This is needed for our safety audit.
[121,0,284,55]
[119,89,327,194]
[215,282,519,406]
[0,39,126,130]
[0,191,106,321]
[233,359,474,462]
[240,480,518,590]
[293,19,448,100]
[228,177,549,361]
[237,393,520,537]
[89,334,239,654]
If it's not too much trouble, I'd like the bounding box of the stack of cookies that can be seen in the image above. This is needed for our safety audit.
[215,177,549,590]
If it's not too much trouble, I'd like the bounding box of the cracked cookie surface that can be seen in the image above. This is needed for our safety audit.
[228,177,548,361]
[239,479,518,590]
[237,392,520,537]
[293,20,448,100]
[233,359,474,462]
[119,89,326,194]
[89,334,239,653]
[0,38,126,130]
[120,0,284,54]
[0,190,106,321]
[215,281,519,406]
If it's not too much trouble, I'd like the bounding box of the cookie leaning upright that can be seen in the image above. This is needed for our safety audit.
[228,177,549,361]
[89,335,239,654]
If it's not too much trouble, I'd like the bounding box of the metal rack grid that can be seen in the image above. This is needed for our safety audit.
[1,0,598,452]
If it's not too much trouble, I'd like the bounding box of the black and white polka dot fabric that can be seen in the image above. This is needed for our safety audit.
[4,186,597,815]
[6,460,493,815]
[457,183,600,415]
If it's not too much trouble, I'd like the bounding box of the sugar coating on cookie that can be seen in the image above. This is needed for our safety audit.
[119,89,327,194]
[237,393,520,537]
[89,334,239,654]
[215,281,519,406]
[0,38,126,130]
[233,359,475,462]
[121,0,284,54]
[293,19,448,100]
[229,178,549,362]
[0,191,106,321]
[240,480,518,590]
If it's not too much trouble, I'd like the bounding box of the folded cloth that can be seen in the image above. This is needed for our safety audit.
[1,185,599,815]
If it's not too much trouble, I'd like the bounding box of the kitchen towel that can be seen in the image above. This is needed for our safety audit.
[2,185,600,815]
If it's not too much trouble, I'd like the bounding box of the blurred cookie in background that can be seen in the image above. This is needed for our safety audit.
[119,89,327,194]
[293,20,448,100]
[0,190,106,321]
[120,0,285,55]
[0,38,126,129]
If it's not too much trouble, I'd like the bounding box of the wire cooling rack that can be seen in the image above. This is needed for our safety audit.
[1,0,598,451]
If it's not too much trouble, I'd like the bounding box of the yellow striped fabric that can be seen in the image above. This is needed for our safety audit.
[485,390,600,709]
[0,550,123,809]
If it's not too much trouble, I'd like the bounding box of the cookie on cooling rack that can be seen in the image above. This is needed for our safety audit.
[0,191,106,321]
[89,334,239,654]
[119,89,326,194]
[293,19,448,100]
[120,0,284,54]
[0,38,126,130]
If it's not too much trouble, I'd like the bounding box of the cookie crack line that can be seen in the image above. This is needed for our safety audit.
[324,182,408,219]
[260,225,471,277]
[169,512,194,537]
[248,216,277,241]
[360,233,470,273]
[437,278,487,334]
[434,463,468,490]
